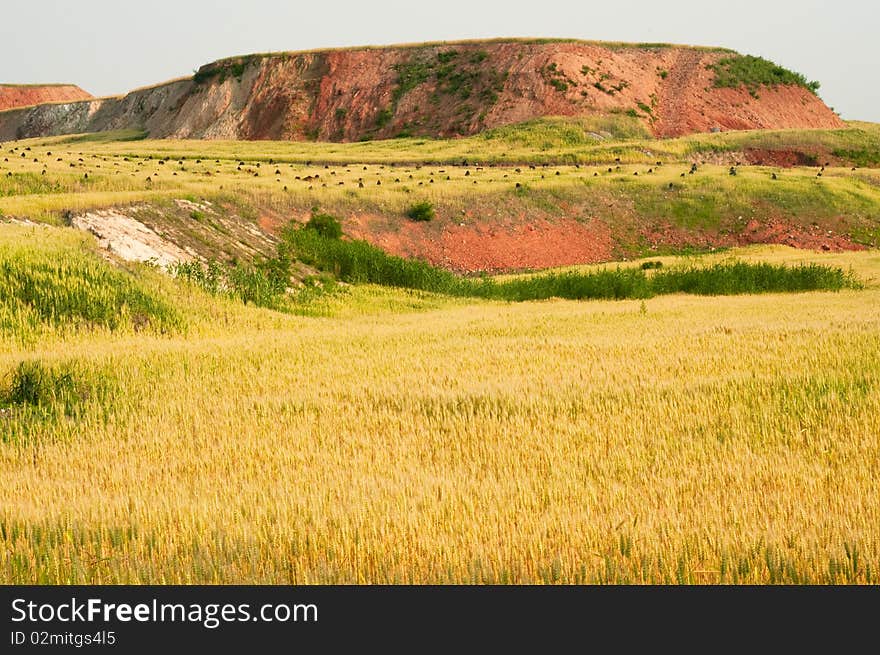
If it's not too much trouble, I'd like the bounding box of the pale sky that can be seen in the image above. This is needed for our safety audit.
[1,0,876,122]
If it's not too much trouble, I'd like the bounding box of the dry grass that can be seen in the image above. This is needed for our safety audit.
[0,219,878,583]
[1,129,879,584]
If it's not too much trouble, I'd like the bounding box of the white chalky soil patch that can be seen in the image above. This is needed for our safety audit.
[72,209,194,269]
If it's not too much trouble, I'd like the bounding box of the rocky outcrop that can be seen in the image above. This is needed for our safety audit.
[0,40,844,142]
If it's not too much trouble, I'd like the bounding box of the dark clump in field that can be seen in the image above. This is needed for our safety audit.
[0,359,115,445]
[406,201,435,222]
[649,261,858,295]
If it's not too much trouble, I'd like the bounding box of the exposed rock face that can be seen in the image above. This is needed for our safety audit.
[0,84,92,111]
[0,40,843,142]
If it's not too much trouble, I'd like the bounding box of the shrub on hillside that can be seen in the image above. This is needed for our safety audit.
[406,201,435,222]
[171,259,225,295]
[173,254,291,310]
[228,265,287,309]
[650,261,858,295]
[305,212,343,239]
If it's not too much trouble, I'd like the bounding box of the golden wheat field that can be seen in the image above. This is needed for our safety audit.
[1,218,878,583]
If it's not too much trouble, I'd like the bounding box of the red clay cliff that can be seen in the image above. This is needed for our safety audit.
[0,40,843,142]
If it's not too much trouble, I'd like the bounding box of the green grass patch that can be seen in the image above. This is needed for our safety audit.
[482,116,650,148]
[833,148,880,168]
[56,130,148,145]
[650,261,857,295]
[708,55,820,96]
[31,120,876,168]
[286,226,462,293]
[481,268,651,301]
[0,228,183,340]
[0,173,64,197]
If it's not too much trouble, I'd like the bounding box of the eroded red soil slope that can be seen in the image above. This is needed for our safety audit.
[0,84,92,111]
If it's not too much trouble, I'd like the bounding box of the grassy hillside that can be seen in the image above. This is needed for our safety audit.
[2,123,879,259]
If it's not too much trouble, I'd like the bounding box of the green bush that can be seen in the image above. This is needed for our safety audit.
[173,255,290,310]
[228,265,286,308]
[3,360,93,410]
[192,68,217,84]
[193,58,251,85]
[375,108,393,128]
[259,246,292,290]
[305,212,343,239]
[406,201,435,222]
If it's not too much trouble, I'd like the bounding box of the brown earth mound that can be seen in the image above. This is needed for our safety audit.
[0,40,842,142]
[0,84,92,111]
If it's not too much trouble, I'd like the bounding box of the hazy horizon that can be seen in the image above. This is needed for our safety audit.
[1,0,877,122]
